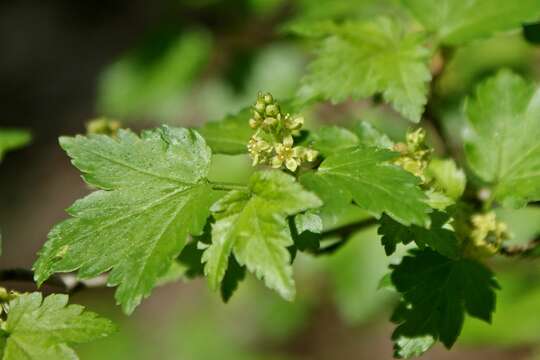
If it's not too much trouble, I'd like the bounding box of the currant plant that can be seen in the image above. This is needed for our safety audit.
[2,1,540,359]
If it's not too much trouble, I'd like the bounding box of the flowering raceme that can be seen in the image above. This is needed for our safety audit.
[247,92,317,172]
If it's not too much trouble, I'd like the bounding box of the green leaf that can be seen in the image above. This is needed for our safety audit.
[308,126,359,157]
[33,126,219,314]
[391,249,498,358]
[220,255,246,303]
[290,212,322,253]
[294,211,323,235]
[403,0,540,45]
[378,211,459,258]
[378,215,415,256]
[202,170,322,301]
[283,0,405,37]
[460,271,540,346]
[0,129,31,161]
[198,107,252,155]
[353,121,394,149]
[177,240,206,279]
[300,172,372,232]
[464,70,540,207]
[426,158,466,201]
[303,146,431,227]
[496,206,540,246]
[300,17,432,122]
[1,292,115,360]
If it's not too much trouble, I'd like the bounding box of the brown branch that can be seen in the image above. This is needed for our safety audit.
[500,236,540,257]
[0,268,108,294]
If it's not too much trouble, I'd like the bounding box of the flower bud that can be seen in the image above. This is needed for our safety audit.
[255,100,266,113]
[249,118,259,129]
[264,93,273,104]
[263,117,278,127]
[252,110,262,121]
[265,104,280,117]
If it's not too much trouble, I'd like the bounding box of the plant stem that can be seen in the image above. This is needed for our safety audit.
[0,268,63,287]
[500,236,540,257]
[0,268,107,294]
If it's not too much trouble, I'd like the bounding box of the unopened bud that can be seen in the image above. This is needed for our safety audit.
[266,104,280,117]
[263,117,278,127]
[255,100,266,113]
[253,111,262,121]
[264,93,273,104]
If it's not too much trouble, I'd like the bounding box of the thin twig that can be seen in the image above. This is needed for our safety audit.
[0,268,108,294]
[500,236,540,257]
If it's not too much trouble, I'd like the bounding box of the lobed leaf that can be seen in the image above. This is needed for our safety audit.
[391,249,498,358]
[202,170,322,301]
[33,126,219,314]
[300,17,432,122]
[378,211,459,258]
[464,70,540,207]
[302,146,431,227]
[403,0,540,45]
[198,107,252,155]
[0,292,115,360]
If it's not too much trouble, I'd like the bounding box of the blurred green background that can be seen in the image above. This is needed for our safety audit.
[1,1,540,359]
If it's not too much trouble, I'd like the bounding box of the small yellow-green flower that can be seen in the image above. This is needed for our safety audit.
[247,92,318,172]
[284,114,304,131]
[467,212,509,257]
[393,128,432,183]
[247,135,272,166]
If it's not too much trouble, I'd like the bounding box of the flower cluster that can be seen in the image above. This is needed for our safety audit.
[0,287,19,318]
[393,128,432,183]
[247,92,318,172]
[467,212,509,257]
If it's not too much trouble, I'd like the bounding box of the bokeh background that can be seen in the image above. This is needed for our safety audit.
[2,1,540,359]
